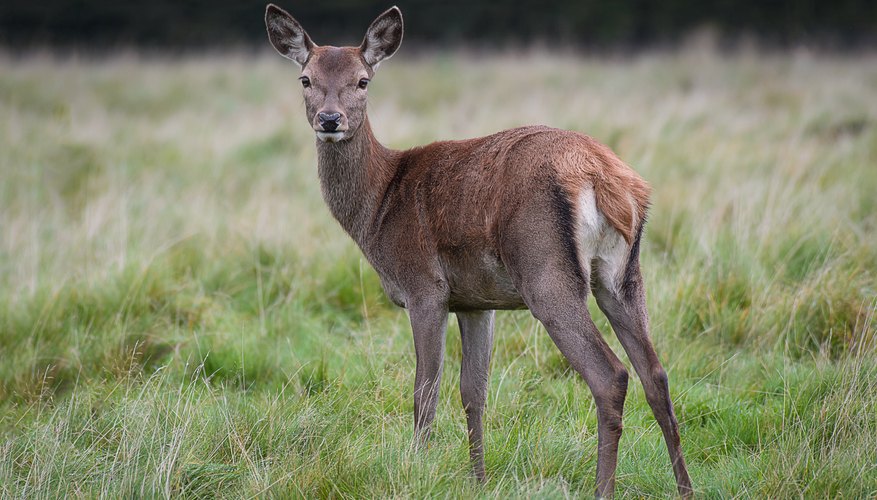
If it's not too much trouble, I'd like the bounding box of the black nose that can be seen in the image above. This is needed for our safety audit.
[318,112,342,131]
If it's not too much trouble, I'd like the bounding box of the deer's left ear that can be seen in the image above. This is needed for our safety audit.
[361,6,403,69]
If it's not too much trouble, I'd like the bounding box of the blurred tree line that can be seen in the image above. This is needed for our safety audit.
[1,0,875,49]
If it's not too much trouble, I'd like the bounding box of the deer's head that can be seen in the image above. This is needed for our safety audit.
[265,4,403,143]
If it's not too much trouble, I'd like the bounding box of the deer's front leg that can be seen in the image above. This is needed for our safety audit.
[409,298,449,447]
[457,310,495,482]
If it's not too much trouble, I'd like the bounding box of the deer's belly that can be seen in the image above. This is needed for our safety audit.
[443,250,526,311]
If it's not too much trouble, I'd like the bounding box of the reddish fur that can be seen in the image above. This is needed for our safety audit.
[385,126,650,250]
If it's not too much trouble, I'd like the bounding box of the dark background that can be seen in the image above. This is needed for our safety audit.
[1,0,876,50]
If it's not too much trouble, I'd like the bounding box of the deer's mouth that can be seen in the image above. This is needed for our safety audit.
[316,131,346,143]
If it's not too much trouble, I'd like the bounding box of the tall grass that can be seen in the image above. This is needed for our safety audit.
[1,48,876,497]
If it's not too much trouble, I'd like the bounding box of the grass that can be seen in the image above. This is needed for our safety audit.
[1,47,876,497]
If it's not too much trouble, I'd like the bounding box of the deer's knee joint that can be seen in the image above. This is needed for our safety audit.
[653,367,669,389]
[594,366,629,410]
[598,406,625,437]
[606,416,624,437]
[647,367,670,398]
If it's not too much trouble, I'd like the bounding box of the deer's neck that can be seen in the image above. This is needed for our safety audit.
[316,118,398,245]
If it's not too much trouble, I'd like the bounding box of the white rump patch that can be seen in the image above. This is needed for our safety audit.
[578,189,631,293]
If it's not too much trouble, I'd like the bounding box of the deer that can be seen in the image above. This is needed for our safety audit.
[264,4,692,498]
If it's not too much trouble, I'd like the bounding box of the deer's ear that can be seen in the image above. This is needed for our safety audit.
[361,6,403,69]
[265,4,314,67]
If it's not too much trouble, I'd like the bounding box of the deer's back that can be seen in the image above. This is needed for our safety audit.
[398,125,650,247]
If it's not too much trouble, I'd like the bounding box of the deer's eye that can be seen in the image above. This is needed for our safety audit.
[358,78,369,90]
[299,76,311,88]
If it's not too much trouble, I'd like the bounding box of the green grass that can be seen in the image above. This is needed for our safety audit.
[1,48,876,498]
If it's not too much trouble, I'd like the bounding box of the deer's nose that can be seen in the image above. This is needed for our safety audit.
[318,112,342,131]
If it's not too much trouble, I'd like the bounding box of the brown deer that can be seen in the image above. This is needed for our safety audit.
[265,4,692,497]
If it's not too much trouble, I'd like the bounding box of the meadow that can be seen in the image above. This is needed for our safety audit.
[1,47,876,498]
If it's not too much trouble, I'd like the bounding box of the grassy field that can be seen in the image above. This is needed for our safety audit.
[1,48,876,498]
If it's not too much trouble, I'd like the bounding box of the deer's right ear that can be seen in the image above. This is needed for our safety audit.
[265,4,314,67]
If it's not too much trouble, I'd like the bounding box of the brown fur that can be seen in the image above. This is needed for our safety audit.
[402,126,651,246]
[265,5,691,497]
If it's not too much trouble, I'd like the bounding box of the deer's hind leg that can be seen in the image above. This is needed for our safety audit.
[500,195,629,498]
[592,227,693,497]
